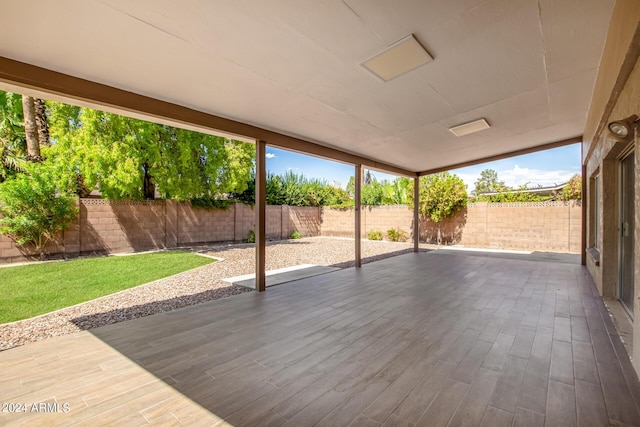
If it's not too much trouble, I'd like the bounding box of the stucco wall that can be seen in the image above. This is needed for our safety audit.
[584,53,640,372]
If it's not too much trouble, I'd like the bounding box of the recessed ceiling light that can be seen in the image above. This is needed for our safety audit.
[449,119,491,137]
[361,34,433,82]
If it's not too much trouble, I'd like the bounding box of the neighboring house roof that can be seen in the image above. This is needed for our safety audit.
[476,182,568,197]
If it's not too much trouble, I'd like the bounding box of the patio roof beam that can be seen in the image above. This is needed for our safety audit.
[417,136,583,176]
[0,56,415,179]
[255,140,267,292]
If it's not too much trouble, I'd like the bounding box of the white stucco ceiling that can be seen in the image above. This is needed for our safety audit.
[0,0,615,172]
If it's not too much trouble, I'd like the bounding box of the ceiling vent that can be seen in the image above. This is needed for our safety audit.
[449,119,491,137]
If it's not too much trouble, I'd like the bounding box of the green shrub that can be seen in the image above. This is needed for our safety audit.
[367,230,383,240]
[190,198,235,210]
[558,174,582,201]
[247,230,255,243]
[327,200,354,210]
[387,228,407,242]
[418,172,467,222]
[0,163,78,258]
[290,230,302,239]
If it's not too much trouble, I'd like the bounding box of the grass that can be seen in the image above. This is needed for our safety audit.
[0,251,214,324]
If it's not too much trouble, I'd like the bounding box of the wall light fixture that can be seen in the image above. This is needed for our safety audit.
[607,114,638,142]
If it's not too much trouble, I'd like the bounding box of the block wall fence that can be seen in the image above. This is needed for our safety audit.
[0,199,581,262]
[321,201,581,254]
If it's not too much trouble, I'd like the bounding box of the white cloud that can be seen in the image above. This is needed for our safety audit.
[453,172,478,192]
[500,165,576,188]
[453,165,578,192]
[265,152,276,159]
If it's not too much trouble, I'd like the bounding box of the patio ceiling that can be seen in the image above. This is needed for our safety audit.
[0,0,614,173]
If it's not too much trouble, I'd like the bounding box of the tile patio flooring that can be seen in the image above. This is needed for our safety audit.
[1,251,639,426]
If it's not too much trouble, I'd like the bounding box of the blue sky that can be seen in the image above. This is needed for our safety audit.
[265,143,582,191]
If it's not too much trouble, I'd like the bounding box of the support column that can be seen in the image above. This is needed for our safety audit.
[255,140,267,291]
[581,162,587,266]
[355,164,362,268]
[414,176,420,252]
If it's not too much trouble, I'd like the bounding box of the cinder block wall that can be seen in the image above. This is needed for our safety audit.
[323,202,582,253]
[0,199,581,262]
[178,202,235,244]
[234,203,255,241]
[320,207,357,238]
[363,206,413,239]
[284,206,321,238]
[478,201,581,253]
[79,199,166,254]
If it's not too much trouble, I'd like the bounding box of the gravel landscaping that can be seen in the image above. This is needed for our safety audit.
[0,237,431,351]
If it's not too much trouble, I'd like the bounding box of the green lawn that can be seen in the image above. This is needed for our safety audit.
[0,251,214,324]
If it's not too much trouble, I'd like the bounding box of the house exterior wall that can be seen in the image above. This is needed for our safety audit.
[584,53,640,373]
[583,0,640,374]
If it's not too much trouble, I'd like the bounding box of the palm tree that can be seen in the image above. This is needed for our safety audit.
[0,92,48,171]
[0,91,26,179]
[21,95,42,161]
[0,142,24,180]
[34,98,50,148]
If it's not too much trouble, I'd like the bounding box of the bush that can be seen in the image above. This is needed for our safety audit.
[290,230,302,239]
[367,230,383,240]
[558,174,582,201]
[417,172,467,244]
[474,192,550,203]
[418,172,467,222]
[387,228,407,242]
[190,198,235,210]
[0,163,77,258]
[247,230,255,243]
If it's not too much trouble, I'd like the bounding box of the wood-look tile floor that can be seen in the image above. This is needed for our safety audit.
[1,251,640,426]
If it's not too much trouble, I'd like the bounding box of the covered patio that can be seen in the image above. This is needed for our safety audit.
[2,0,640,425]
[2,250,639,426]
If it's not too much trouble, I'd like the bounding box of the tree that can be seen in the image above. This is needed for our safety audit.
[346,176,355,198]
[346,173,388,206]
[233,171,353,207]
[473,169,507,195]
[417,172,467,243]
[0,143,23,181]
[558,174,582,201]
[45,103,255,200]
[362,179,385,205]
[0,162,77,258]
[21,95,42,161]
[0,92,26,179]
[382,177,411,205]
[0,91,49,177]
[34,98,50,148]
